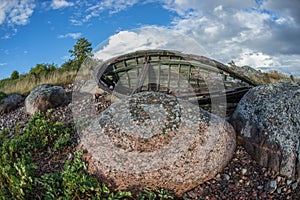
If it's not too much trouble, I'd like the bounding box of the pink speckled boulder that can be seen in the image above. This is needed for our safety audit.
[79,92,236,196]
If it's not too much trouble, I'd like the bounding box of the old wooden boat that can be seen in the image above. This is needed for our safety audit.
[95,50,257,115]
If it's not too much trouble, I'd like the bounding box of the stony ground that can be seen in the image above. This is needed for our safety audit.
[0,84,299,199]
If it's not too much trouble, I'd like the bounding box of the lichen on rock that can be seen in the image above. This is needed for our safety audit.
[0,93,23,114]
[230,81,300,181]
[25,84,67,115]
[79,91,236,196]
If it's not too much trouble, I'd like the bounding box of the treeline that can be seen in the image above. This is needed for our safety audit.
[3,37,95,81]
[0,38,101,95]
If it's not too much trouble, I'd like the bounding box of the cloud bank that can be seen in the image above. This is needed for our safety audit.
[1,0,299,76]
[93,0,300,76]
[0,0,35,26]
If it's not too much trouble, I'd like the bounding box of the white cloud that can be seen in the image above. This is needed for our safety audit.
[0,63,7,66]
[235,49,278,68]
[58,32,82,39]
[98,0,138,14]
[94,26,209,61]
[94,0,300,77]
[0,0,35,26]
[1,34,11,40]
[261,0,300,25]
[70,0,139,25]
[163,0,256,16]
[51,0,74,9]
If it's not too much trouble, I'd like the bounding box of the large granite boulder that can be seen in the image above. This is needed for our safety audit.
[79,92,236,196]
[230,82,300,181]
[25,84,67,115]
[0,94,23,114]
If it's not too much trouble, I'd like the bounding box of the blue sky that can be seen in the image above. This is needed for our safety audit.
[1,0,300,80]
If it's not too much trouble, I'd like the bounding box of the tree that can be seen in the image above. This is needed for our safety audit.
[48,63,57,72]
[29,63,57,76]
[68,38,93,69]
[10,70,19,80]
[30,64,48,76]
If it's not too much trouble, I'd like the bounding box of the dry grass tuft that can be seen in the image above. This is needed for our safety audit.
[0,70,78,95]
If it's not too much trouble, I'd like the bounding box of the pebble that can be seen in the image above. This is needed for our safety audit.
[186,145,300,199]
[287,179,293,185]
[277,187,282,194]
[0,105,30,131]
[242,168,247,175]
[268,180,277,193]
[224,174,230,180]
[277,176,282,183]
[292,182,298,190]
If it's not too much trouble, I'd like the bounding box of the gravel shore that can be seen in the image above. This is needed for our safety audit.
[0,86,299,199]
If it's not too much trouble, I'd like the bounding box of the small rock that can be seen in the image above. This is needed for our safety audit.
[277,187,282,194]
[215,173,221,180]
[267,180,277,193]
[257,185,263,190]
[291,182,298,190]
[25,84,66,114]
[67,153,73,160]
[242,168,247,175]
[286,180,293,185]
[182,193,192,200]
[0,94,23,114]
[276,176,282,183]
[224,174,230,180]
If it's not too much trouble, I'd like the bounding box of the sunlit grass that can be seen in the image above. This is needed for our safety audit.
[0,70,78,95]
[265,70,299,83]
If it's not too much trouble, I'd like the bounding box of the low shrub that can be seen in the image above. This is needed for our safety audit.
[0,112,174,199]
[0,91,7,104]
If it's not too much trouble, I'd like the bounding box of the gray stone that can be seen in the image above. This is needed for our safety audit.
[79,91,236,196]
[230,81,300,181]
[25,84,66,115]
[267,180,277,193]
[0,94,23,114]
[292,182,298,190]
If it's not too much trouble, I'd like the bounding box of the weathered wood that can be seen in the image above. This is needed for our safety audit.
[95,49,256,112]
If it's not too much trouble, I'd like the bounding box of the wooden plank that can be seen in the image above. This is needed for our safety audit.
[126,71,131,89]
[105,65,142,75]
[188,65,191,83]
[135,57,139,65]
[178,64,181,88]
[167,64,171,89]
[157,63,161,91]
[132,61,149,94]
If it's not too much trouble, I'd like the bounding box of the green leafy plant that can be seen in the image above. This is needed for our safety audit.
[0,112,73,199]
[138,188,174,200]
[0,112,174,200]
[61,151,101,199]
[0,91,7,104]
